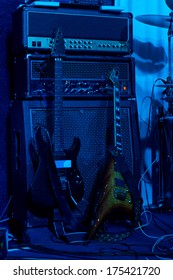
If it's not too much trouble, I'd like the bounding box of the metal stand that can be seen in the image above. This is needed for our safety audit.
[152,13,173,211]
[156,109,173,211]
[135,10,173,210]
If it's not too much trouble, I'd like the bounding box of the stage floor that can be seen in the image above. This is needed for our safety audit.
[6,210,173,260]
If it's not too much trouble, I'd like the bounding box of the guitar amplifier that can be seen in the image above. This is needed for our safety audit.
[12,5,133,55]
[13,55,135,99]
[25,0,114,6]
[10,98,141,239]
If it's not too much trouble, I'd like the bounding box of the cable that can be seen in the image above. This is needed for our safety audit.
[0,195,12,221]
[134,208,173,259]
[152,234,173,260]
[0,218,10,224]
[137,222,159,240]
[138,157,158,192]
[135,209,153,231]
[138,79,160,205]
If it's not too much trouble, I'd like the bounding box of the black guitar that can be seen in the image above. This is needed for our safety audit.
[28,29,85,236]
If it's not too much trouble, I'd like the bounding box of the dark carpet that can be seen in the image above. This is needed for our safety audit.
[6,209,173,260]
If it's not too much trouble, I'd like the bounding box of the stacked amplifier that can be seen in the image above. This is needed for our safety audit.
[12,4,133,56]
[10,2,141,240]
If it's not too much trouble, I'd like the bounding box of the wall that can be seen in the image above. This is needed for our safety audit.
[0,0,20,222]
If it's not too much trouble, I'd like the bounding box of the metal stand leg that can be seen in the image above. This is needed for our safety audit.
[155,107,173,211]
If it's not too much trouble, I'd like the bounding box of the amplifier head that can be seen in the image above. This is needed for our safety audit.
[14,55,135,99]
[12,6,133,55]
[25,0,114,6]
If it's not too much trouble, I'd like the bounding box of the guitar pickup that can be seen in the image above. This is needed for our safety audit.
[55,159,72,168]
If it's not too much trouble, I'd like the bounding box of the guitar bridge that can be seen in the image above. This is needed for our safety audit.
[114,189,127,201]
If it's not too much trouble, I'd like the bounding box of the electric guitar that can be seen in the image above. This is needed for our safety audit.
[28,29,85,236]
[88,68,141,239]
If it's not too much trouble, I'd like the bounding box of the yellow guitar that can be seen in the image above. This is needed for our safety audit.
[88,68,139,240]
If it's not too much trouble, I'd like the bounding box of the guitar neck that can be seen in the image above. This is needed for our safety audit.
[54,57,64,158]
[113,77,122,153]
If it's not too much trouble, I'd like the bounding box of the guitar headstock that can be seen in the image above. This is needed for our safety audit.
[50,28,65,57]
[109,68,119,87]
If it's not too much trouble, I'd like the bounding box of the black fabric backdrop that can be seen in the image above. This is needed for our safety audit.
[0,0,23,220]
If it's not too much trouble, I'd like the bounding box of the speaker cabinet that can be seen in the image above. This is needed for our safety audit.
[10,98,141,236]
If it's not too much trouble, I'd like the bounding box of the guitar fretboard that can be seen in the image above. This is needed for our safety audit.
[113,74,122,154]
[54,57,64,157]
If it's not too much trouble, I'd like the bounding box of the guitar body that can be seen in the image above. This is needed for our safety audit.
[28,126,84,217]
[64,137,84,208]
[88,153,134,239]
[28,128,57,217]
[101,156,134,219]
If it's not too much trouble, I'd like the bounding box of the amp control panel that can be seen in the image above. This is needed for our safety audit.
[28,37,130,54]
